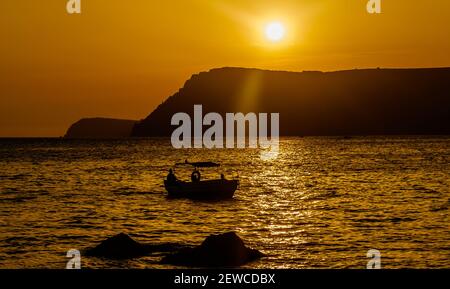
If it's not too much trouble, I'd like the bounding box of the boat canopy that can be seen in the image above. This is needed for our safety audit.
[175,161,220,168]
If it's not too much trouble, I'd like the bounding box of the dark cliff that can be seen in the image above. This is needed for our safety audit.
[132,67,450,136]
[65,118,137,139]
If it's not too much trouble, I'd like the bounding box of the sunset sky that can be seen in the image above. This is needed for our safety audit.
[1,0,450,137]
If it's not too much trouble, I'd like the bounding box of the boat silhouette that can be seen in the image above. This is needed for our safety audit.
[164,161,239,200]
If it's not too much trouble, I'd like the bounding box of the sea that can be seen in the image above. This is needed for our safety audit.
[0,137,448,268]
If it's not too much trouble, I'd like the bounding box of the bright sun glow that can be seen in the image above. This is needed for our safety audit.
[265,22,285,42]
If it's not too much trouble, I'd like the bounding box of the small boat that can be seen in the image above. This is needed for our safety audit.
[164,179,238,200]
[164,161,239,200]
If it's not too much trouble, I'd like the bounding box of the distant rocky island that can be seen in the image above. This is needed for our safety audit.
[66,67,450,138]
[64,118,137,139]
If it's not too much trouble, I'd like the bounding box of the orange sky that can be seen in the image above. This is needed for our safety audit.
[1,0,450,137]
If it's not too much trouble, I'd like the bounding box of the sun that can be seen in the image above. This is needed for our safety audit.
[265,21,285,42]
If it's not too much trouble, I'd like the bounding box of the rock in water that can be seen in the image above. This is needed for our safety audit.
[161,232,264,267]
[85,233,148,259]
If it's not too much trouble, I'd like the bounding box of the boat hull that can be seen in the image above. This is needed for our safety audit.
[164,179,238,200]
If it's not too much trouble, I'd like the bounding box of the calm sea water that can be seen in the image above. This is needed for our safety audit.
[0,137,448,268]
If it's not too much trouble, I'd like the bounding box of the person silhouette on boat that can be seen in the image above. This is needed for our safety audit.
[167,169,177,184]
[191,169,201,182]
